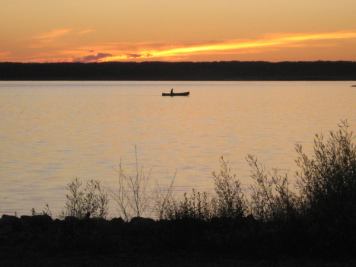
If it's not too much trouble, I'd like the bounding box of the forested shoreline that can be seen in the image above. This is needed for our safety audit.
[1,61,356,80]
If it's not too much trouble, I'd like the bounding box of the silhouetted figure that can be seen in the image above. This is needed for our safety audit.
[85,212,91,219]
[170,88,174,94]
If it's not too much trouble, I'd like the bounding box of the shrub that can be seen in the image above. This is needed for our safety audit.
[296,121,356,223]
[63,178,109,219]
[247,155,298,221]
[162,189,212,220]
[31,204,52,217]
[159,157,246,220]
[211,157,246,219]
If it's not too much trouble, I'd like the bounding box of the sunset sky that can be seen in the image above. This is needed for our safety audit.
[1,0,356,62]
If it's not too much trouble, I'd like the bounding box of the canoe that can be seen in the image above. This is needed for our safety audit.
[352,85,356,87]
[162,91,190,96]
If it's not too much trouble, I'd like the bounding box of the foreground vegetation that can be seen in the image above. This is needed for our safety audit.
[1,121,356,264]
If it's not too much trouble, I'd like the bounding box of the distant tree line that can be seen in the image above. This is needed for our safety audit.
[1,61,356,80]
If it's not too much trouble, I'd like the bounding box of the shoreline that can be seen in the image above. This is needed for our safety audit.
[1,79,356,81]
[2,61,356,81]
[1,214,356,265]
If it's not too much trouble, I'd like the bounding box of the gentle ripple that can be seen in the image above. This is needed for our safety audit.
[0,81,355,215]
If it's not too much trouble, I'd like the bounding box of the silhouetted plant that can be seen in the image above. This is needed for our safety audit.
[31,204,52,217]
[63,178,109,219]
[162,189,212,220]
[154,172,176,220]
[42,204,52,217]
[111,147,151,221]
[296,120,356,222]
[160,158,247,220]
[211,157,247,218]
[247,155,298,221]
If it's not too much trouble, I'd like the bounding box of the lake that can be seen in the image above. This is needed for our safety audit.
[0,81,355,216]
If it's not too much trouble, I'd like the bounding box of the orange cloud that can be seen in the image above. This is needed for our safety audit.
[78,29,96,35]
[34,28,72,42]
[100,31,356,62]
[31,28,96,49]
[30,28,73,49]
[0,51,10,58]
[6,30,356,62]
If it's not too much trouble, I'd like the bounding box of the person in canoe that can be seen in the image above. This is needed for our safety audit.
[170,88,174,95]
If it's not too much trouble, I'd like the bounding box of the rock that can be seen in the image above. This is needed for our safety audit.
[0,215,22,231]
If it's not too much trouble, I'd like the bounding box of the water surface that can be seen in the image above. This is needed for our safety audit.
[0,81,355,215]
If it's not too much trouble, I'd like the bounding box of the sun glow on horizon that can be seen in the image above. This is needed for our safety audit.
[98,31,356,62]
[1,30,356,63]
[2,0,356,62]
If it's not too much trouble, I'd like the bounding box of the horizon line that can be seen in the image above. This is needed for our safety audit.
[1,60,356,64]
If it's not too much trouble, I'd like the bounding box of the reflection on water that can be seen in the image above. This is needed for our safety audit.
[0,81,355,215]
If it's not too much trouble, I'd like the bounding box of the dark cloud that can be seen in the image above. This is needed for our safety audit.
[77,53,112,62]
[126,53,142,58]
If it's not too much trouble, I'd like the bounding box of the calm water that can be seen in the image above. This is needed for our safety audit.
[0,81,355,215]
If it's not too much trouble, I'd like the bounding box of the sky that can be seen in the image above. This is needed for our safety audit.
[1,0,356,62]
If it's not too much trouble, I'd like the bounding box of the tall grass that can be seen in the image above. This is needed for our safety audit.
[160,189,212,220]
[158,157,246,220]
[111,147,152,221]
[154,172,176,220]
